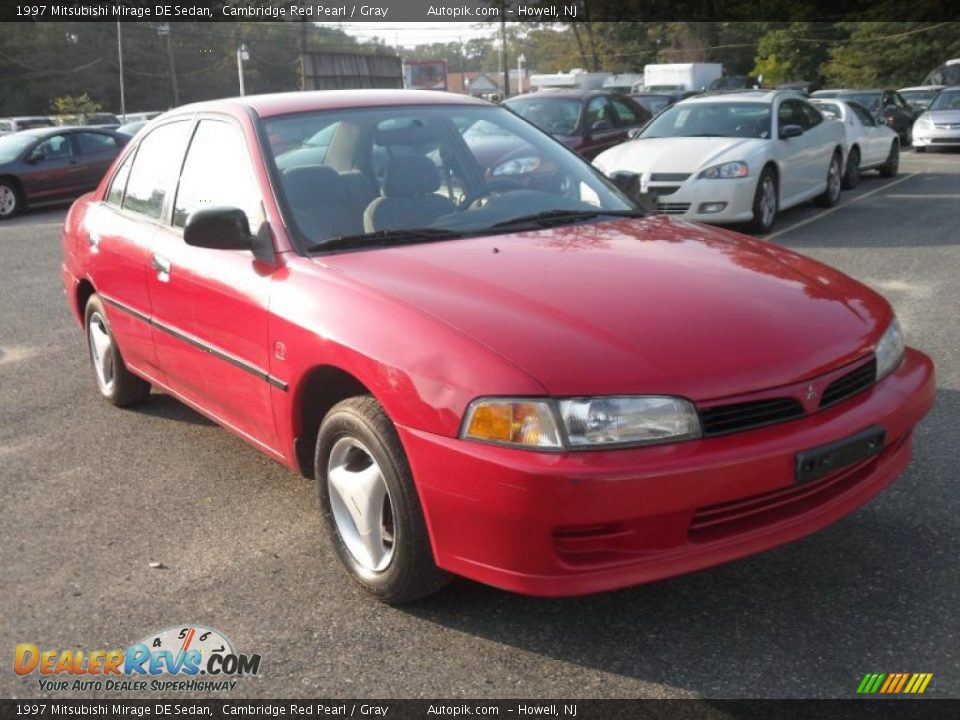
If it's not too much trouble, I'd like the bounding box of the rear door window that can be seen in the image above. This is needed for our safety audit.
[121,121,191,221]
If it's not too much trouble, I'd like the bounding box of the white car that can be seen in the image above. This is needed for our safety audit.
[912,87,960,152]
[810,99,899,189]
[592,90,845,233]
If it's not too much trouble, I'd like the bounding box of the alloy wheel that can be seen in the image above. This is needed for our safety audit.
[88,312,115,394]
[327,436,396,573]
[0,185,17,217]
[760,176,776,229]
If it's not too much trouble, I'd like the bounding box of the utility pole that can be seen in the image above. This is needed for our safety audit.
[299,21,307,91]
[517,53,525,95]
[237,43,249,96]
[499,10,509,97]
[158,23,179,107]
[116,22,126,121]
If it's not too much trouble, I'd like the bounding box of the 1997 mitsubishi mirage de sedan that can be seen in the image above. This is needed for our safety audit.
[62,90,935,603]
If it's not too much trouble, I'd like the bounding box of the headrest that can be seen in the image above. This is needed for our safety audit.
[282,165,343,207]
[382,155,441,197]
[374,118,438,146]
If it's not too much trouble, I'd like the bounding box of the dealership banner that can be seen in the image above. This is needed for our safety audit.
[2,700,959,719]
[2,0,958,22]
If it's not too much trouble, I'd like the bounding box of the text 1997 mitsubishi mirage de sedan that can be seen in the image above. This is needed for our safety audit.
[62,90,934,603]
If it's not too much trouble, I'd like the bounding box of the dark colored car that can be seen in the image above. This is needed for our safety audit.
[631,91,688,115]
[811,89,918,144]
[708,76,760,92]
[0,127,128,219]
[922,59,960,87]
[502,90,652,160]
[776,80,822,96]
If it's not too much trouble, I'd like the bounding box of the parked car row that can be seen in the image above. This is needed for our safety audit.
[0,111,162,137]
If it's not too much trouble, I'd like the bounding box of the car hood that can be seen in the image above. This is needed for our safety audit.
[925,109,960,124]
[317,217,888,400]
[594,137,767,176]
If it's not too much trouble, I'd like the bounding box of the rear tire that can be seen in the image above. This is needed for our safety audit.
[315,396,450,604]
[746,167,778,234]
[0,179,22,220]
[814,151,843,207]
[879,141,900,178]
[842,147,861,190]
[84,294,151,407]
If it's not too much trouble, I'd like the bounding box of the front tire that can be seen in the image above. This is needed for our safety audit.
[315,396,449,604]
[84,294,151,407]
[747,167,778,234]
[842,147,861,190]
[879,140,900,178]
[0,179,22,220]
[815,151,843,207]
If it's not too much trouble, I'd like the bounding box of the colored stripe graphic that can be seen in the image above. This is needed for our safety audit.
[857,673,932,694]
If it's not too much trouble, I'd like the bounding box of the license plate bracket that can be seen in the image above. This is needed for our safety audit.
[794,426,886,485]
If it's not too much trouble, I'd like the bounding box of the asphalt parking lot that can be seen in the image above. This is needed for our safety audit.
[2,149,958,700]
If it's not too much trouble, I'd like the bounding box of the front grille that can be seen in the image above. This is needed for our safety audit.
[657,202,691,215]
[699,397,805,437]
[819,358,876,409]
[648,186,680,197]
[649,173,691,182]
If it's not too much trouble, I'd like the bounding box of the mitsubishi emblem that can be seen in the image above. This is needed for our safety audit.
[806,385,817,401]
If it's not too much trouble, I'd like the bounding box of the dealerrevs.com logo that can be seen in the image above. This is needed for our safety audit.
[14,625,261,693]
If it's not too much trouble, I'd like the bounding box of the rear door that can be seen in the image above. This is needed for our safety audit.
[73,131,123,191]
[147,116,280,450]
[580,96,624,159]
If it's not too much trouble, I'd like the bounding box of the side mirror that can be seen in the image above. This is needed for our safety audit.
[25,147,45,163]
[184,207,254,251]
[627,127,643,139]
[779,124,803,139]
[590,119,612,132]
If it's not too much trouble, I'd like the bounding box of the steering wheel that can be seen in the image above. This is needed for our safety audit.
[459,178,525,210]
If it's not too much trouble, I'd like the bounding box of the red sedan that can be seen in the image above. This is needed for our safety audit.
[62,90,934,603]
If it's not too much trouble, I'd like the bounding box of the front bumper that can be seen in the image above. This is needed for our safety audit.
[398,348,934,597]
[912,126,960,147]
[647,176,757,224]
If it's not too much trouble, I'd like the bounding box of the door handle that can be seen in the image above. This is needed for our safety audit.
[152,254,171,282]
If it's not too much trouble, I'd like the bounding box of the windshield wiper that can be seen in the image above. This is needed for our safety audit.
[308,227,464,252]
[488,209,646,231]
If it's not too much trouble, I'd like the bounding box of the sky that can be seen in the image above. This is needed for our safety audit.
[332,22,500,48]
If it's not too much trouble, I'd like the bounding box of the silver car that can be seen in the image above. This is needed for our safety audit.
[912,87,960,152]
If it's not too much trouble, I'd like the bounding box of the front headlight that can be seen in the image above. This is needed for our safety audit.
[875,317,905,381]
[492,156,541,176]
[698,161,749,179]
[914,114,932,127]
[462,396,701,450]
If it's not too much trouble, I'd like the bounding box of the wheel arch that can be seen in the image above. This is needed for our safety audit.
[291,364,372,478]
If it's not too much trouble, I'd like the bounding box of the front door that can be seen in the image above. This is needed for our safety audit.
[147,117,280,451]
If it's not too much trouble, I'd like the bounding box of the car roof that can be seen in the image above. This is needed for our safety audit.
[172,89,490,119]
[678,89,795,105]
[900,85,945,91]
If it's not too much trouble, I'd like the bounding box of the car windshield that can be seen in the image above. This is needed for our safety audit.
[837,93,881,113]
[641,102,771,139]
[0,133,37,162]
[503,97,582,136]
[262,104,636,252]
[929,90,960,111]
[900,89,939,109]
[19,118,53,129]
